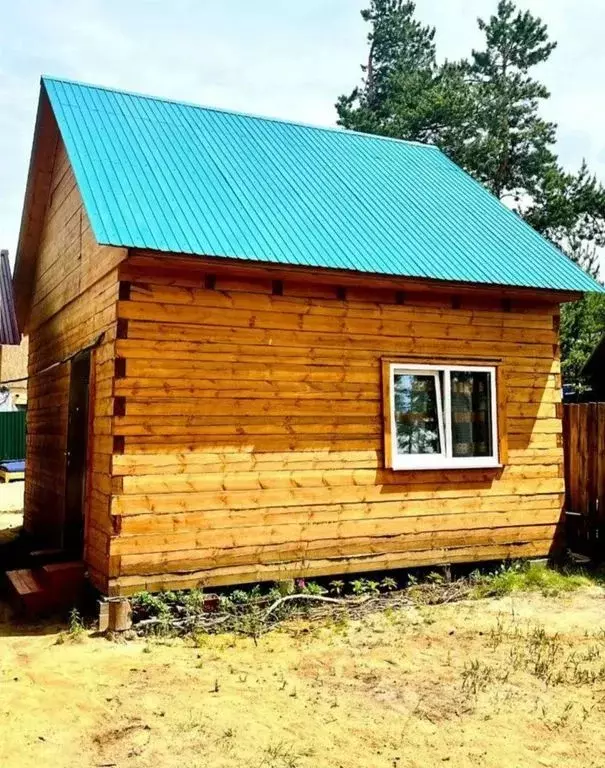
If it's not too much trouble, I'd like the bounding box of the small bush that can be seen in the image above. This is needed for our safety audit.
[380,576,398,592]
[350,578,380,596]
[68,608,85,639]
[56,608,86,645]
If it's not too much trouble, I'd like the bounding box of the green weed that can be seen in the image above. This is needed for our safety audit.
[260,741,305,768]
[461,658,494,696]
[472,561,591,599]
[350,578,380,596]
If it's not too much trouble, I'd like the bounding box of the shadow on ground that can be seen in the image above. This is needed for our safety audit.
[0,515,72,638]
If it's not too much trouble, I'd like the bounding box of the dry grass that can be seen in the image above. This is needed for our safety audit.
[2,586,605,767]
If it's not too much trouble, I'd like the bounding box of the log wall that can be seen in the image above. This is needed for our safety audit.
[106,254,565,595]
[24,137,126,591]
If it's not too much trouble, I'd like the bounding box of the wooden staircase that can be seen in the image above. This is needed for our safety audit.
[5,561,87,617]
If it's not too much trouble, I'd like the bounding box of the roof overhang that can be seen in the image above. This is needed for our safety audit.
[129,249,585,305]
[13,82,59,333]
[10,76,592,337]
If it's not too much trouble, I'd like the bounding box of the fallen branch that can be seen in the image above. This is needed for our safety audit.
[132,593,380,637]
[264,593,368,620]
[135,614,231,631]
[130,580,473,639]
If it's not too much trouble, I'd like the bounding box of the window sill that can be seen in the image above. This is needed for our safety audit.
[391,460,502,472]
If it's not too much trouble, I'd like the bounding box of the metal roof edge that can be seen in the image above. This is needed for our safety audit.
[0,250,21,345]
[433,150,605,295]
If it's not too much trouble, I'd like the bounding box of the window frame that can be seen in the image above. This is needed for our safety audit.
[387,362,501,471]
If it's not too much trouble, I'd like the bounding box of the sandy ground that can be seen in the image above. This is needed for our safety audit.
[1,587,605,768]
[0,481,24,514]
[0,509,22,550]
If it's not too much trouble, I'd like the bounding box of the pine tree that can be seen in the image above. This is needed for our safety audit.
[525,161,605,275]
[463,0,557,199]
[336,0,474,149]
[337,0,605,387]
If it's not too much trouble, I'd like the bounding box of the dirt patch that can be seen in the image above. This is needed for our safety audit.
[1,589,605,767]
[0,482,24,514]
[0,505,23,555]
[0,509,25,571]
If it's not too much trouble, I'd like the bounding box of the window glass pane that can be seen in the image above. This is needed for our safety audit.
[393,373,441,455]
[450,371,493,458]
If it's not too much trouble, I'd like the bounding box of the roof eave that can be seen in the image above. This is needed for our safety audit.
[13,81,59,334]
[128,248,586,304]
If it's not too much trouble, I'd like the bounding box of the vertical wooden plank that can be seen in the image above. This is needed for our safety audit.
[496,366,508,465]
[381,359,392,469]
[82,347,97,565]
[562,403,570,511]
[563,402,605,558]
[598,404,605,527]
[577,404,590,517]
[568,404,579,514]
[587,402,598,526]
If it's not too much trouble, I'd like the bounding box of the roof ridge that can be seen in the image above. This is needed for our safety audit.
[40,75,437,150]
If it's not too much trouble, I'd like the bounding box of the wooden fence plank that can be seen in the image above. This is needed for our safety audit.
[563,402,605,558]
[599,405,605,526]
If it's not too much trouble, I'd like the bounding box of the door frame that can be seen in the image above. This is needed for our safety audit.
[82,347,96,564]
[63,347,95,556]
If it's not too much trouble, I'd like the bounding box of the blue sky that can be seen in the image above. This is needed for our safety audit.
[1,0,604,264]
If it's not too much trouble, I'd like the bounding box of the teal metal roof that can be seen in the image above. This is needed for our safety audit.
[41,76,602,293]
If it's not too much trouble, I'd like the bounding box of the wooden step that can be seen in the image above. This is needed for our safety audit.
[6,562,87,617]
[40,561,87,606]
[40,561,86,588]
[6,569,47,616]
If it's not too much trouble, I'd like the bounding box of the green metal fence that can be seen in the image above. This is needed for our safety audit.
[0,411,26,461]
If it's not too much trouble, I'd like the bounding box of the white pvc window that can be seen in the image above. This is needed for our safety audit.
[390,363,499,470]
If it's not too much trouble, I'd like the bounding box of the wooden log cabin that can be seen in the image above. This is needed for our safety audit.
[11,77,603,600]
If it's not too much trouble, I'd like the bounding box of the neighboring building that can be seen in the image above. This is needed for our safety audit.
[0,249,25,409]
[0,336,29,408]
[12,77,603,598]
[0,250,19,347]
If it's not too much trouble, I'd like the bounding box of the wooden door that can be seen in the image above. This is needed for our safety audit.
[63,350,91,555]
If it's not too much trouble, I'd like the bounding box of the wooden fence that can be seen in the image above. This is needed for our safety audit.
[563,403,605,558]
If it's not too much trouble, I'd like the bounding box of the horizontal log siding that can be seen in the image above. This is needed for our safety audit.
[24,138,125,591]
[107,256,565,595]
